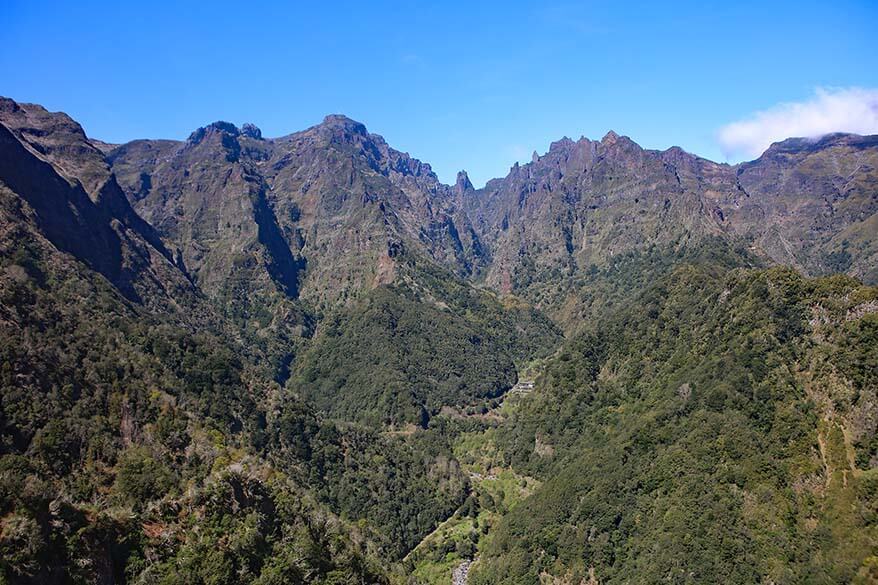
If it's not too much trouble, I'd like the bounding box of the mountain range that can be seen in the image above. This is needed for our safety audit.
[1,96,876,584]
[106,107,878,313]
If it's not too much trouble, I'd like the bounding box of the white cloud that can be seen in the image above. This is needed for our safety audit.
[717,87,878,160]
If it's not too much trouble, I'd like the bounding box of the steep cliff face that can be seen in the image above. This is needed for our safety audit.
[729,133,878,284]
[460,131,878,310]
[108,122,301,302]
[109,115,488,312]
[0,98,198,312]
[107,106,878,319]
[463,132,727,296]
[106,111,548,423]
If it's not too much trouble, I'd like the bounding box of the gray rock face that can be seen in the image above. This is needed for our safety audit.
[463,131,878,296]
[6,94,875,322]
[0,98,198,311]
[109,115,490,311]
[731,134,878,283]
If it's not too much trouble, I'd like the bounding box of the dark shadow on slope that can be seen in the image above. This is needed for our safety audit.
[251,186,306,298]
[0,124,138,299]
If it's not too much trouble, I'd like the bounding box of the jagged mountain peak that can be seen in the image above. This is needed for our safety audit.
[659,144,701,166]
[107,105,493,308]
[317,113,369,137]
[599,129,641,153]
[187,121,240,143]
[548,136,576,153]
[0,96,22,114]
[455,170,473,193]
[241,122,262,139]
[284,115,445,185]
[185,121,264,147]
[530,131,644,168]
[601,129,620,143]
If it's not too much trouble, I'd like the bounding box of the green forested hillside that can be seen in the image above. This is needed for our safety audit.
[290,258,561,426]
[471,266,878,584]
[2,95,878,585]
[0,189,465,583]
[526,236,762,332]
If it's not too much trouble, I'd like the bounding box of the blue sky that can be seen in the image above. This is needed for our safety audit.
[2,0,876,186]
